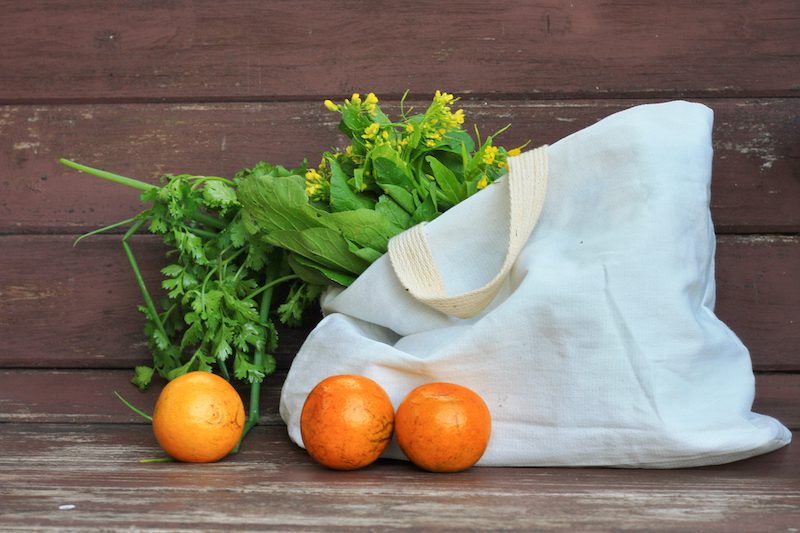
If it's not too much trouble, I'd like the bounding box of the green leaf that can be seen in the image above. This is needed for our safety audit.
[372,144,414,189]
[233,352,272,383]
[426,156,465,207]
[180,320,203,349]
[375,195,412,229]
[227,217,248,248]
[288,254,357,287]
[214,326,233,362]
[322,209,401,252]
[161,264,184,277]
[411,188,438,225]
[131,366,155,391]
[379,184,415,214]
[277,282,323,326]
[238,174,321,233]
[329,158,375,212]
[348,243,384,263]
[341,105,369,136]
[263,228,370,275]
[202,181,238,210]
[152,328,171,351]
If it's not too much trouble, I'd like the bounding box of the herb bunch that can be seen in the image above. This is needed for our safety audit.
[62,90,519,448]
[61,160,312,443]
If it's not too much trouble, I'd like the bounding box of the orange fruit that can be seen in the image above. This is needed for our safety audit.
[152,371,245,463]
[395,382,491,473]
[300,375,394,470]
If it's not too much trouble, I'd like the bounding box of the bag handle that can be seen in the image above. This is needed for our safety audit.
[388,145,549,318]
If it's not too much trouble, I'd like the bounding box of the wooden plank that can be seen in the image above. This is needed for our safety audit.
[0,235,316,370]
[715,235,800,368]
[1,1,798,102]
[0,370,796,429]
[0,369,284,426]
[2,99,798,234]
[0,423,797,530]
[1,234,797,371]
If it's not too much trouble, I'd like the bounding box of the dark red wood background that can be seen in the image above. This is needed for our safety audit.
[1,1,797,426]
[1,0,798,423]
[1,2,798,529]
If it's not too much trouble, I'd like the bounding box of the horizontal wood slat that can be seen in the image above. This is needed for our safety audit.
[0,369,283,426]
[1,234,797,370]
[0,367,796,429]
[0,423,797,530]
[1,1,798,102]
[2,99,798,234]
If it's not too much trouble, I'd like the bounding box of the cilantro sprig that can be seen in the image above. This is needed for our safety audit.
[60,159,314,445]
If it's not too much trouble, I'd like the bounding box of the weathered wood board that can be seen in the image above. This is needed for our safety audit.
[1,1,798,101]
[0,424,797,531]
[2,99,798,234]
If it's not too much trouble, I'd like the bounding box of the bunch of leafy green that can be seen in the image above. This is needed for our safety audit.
[60,159,315,444]
[239,91,520,288]
[61,90,520,451]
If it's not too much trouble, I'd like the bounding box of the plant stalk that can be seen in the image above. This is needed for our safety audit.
[59,159,156,191]
[122,218,169,340]
[233,269,277,453]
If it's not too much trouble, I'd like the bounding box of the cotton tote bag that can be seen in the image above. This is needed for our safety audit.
[280,101,791,467]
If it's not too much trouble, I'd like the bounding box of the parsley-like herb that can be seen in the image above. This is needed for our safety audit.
[60,159,315,445]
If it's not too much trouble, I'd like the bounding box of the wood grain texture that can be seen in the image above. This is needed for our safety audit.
[0,424,797,531]
[0,369,284,426]
[0,369,796,429]
[1,1,798,102]
[2,99,798,234]
[0,234,317,369]
[1,234,797,370]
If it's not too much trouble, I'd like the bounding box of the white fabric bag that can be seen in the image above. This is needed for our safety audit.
[280,101,791,467]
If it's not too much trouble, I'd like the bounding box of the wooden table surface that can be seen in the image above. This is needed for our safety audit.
[1,1,798,530]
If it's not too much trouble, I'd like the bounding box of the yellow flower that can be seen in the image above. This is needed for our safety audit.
[507,148,522,157]
[305,182,321,197]
[323,99,340,112]
[482,145,498,165]
[345,145,354,156]
[406,124,415,133]
[362,122,380,139]
[477,175,489,190]
[350,93,361,104]
[426,139,437,147]
[305,168,322,182]
[434,90,455,105]
[381,130,389,140]
[364,92,379,114]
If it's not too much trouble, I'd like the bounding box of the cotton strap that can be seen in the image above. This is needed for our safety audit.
[388,145,549,318]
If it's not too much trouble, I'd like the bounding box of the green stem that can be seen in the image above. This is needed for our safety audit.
[245,274,299,301]
[233,269,279,454]
[186,226,218,239]
[191,210,227,230]
[218,357,231,381]
[59,159,156,192]
[114,391,153,422]
[140,457,176,463]
[189,176,236,189]
[122,219,169,340]
[73,216,138,247]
